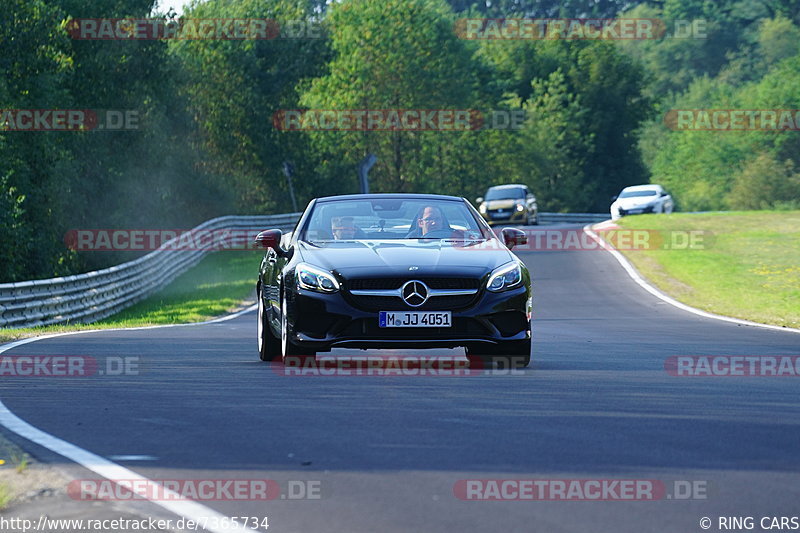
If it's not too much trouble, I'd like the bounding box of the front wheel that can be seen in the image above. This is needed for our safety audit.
[257,285,281,362]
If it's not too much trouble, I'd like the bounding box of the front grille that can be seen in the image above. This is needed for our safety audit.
[347,294,477,311]
[345,277,481,311]
[348,277,480,290]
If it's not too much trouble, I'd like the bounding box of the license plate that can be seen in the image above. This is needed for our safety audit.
[627,209,642,214]
[379,311,452,328]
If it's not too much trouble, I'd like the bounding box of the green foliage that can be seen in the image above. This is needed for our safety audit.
[172,0,331,213]
[299,0,489,193]
[4,0,799,283]
[648,50,800,211]
[757,15,800,66]
[501,70,595,211]
[445,0,638,18]
[727,154,800,210]
[480,38,652,210]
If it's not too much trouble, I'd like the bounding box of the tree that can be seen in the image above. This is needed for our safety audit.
[172,0,331,212]
[299,0,489,193]
[480,38,652,210]
[727,154,800,210]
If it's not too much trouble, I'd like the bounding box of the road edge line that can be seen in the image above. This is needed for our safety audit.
[0,402,260,533]
[583,223,800,335]
[0,306,261,532]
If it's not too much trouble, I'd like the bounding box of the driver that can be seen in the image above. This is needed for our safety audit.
[417,206,451,237]
[331,216,357,240]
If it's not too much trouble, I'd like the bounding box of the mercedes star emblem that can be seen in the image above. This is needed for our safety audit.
[401,280,429,307]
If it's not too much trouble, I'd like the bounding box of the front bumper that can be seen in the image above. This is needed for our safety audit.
[481,209,529,226]
[617,205,655,217]
[286,285,531,351]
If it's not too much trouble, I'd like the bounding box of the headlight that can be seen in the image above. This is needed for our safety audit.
[487,262,523,292]
[479,204,487,214]
[296,263,340,293]
[515,203,525,212]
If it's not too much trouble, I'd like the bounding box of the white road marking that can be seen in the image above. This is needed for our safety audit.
[583,223,800,335]
[0,305,261,533]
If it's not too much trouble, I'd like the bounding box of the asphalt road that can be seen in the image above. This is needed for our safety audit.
[1,223,799,533]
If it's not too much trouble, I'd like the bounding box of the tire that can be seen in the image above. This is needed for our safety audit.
[281,292,315,360]
[531,212,539,225]
[467,339,531,368]
[257,285,281,362]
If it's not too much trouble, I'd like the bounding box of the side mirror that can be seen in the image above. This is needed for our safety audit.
[501,227,527,250]
[476,197,484,205]
[611,195,618,201]
[255,229,283,251]
[661,192,668,197]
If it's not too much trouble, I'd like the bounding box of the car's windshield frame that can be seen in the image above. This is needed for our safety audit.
[295,196,494,243]
[619,190,658,198]
[485,187,526,201]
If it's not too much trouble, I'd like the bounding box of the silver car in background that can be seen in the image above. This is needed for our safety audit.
[611,184,674,220]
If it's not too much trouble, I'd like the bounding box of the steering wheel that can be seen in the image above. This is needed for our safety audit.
[417,228,454,238]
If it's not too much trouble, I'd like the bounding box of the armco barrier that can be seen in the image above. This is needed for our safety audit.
[0,211,607,329]
[0,214,301,329]
[537,213,609,224]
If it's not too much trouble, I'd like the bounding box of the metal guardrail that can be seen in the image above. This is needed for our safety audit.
[0,214,301,329]
[0,210,607,329]
[537,212,610,224]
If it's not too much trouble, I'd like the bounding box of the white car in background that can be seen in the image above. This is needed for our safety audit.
[610,184,674,220]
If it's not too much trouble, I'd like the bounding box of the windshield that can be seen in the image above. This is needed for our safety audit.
[485,188,525,201]
[619,190,658,198]
[300,198,489,241]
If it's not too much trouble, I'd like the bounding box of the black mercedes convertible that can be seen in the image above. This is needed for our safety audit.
[254,193,532,367]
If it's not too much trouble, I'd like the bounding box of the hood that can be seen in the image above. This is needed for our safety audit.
[296,239,514,279]
[614,196,657,209]
[484,199,521,209]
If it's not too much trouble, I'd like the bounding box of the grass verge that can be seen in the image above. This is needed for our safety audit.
[611,210,800,329]
[0,251,263,344]
[0,482,11,509]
